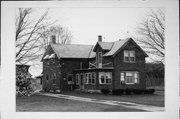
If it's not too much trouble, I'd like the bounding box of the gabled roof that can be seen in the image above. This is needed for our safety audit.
[93,42,113,51]
[43,37,148,60]
[51,43,94,59]
[103,38,130,56]
[104,38,148,57]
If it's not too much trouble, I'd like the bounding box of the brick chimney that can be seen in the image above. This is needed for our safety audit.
[51,35,56,44]
[98,35,102,42]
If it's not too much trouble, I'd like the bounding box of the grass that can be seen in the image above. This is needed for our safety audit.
[63,90,164,107]
[16,94,145,112]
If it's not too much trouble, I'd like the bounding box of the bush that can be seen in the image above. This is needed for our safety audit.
[16,73,34,96]
[112,89,124,95]
[144,89,155,94]
[101,89,111,94]
[125,89,132,95]
[133,89,145,94]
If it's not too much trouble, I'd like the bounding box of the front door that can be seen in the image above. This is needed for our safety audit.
[80,73,84,90]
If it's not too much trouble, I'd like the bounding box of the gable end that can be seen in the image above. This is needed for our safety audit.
[112,38,148,57]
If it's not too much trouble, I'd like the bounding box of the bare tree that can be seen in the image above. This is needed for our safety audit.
[16,8,52,64]
[136,8,165,63]
[40,25,72,49]
[16,8,72,64]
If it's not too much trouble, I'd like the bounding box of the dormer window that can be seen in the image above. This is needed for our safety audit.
[124,50,135,63]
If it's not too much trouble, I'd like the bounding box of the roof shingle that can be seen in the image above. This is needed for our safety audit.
[51,44,94,59]
[48,38,147,59]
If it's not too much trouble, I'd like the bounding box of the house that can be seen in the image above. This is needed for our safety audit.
[42,35,148,93]
[31,74,43,92]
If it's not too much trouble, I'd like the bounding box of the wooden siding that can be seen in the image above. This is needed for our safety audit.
[113,40,146,89]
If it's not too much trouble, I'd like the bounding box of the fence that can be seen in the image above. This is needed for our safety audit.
[146,77,164,87]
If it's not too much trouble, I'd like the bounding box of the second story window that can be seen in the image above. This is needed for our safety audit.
[98,52,102,68]
[124,50,135,63]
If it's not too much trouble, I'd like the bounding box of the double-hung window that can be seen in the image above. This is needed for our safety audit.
[98,52,102,68]
[92,72,96,84]
[99,72,112,84]
[76,74,79,84]
[120,71,139,84]
[124,50,135,63]
[85,72,96,84]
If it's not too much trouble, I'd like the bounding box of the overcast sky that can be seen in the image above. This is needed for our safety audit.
[30,7,152,45]
[45,7,151,45]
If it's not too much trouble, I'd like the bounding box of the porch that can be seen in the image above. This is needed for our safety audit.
[73,67,114,91]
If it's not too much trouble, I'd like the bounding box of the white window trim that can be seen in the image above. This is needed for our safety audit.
[98,52,102,68]
[85,72,96,85]
[91,72,96,85]
[99,72,112,84]
[120,71,139,85]
[124,50,135,63]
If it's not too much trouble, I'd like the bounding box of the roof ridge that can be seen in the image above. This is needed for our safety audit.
[88,46,94,58]
[52,43,94,46]
[109,42,115,50]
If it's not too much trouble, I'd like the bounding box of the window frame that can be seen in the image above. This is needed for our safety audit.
[67,74,74,84]
[99,72,112,84]
[76,74,79,84]
[91,72,96,84]
[124,50,135,63]
[120,71,139,85]
[85,72,96,85]
[98,52,102,68]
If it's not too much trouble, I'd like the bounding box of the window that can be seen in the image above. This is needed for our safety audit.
[99,72,112,84]
[92,72,96,84]
[120,72,125,81]
[124,51,129,62]
[124,50,135,63]
[67,74,73,85]
[85,73,89,84]
[76,74,79,84]
[98,52,102,68]
[67,74,73,82]
[46,74,49,81]
[80,62,83,69]
[106,73,112,83]
[88,73,92,84]
[85,72,96,84]
[120,71,139,84]
[52,73,56,84]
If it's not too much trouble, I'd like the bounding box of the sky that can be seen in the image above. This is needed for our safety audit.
[47,7,150,45]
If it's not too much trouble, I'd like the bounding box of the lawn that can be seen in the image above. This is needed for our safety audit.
[16,94,145,112]
[63,90,164,107]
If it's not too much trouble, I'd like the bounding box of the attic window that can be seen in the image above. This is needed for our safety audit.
[124,50,135,63]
